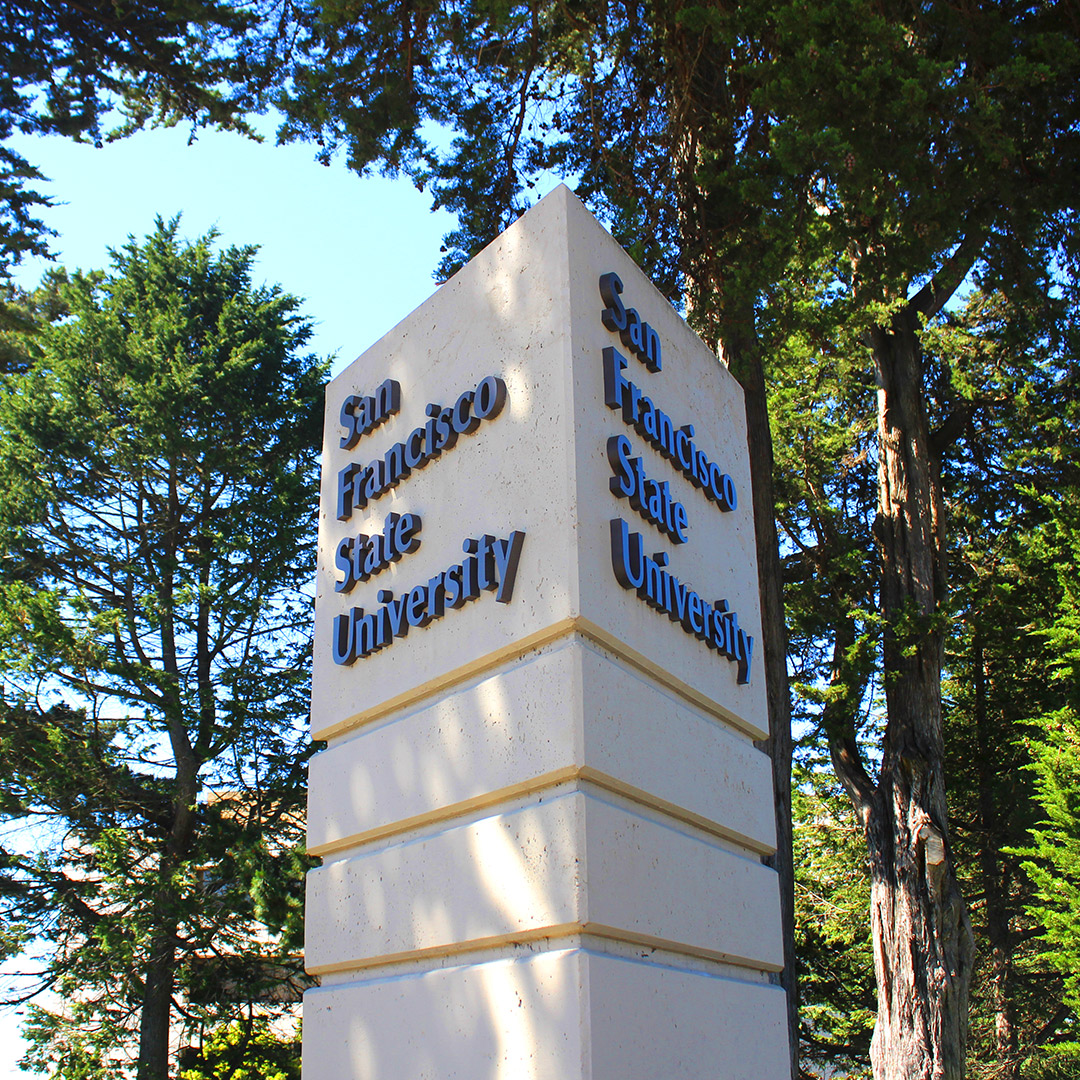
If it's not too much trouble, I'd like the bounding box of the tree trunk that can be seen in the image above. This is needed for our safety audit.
[136,759,200,1080]
[137,924,182,1080]
[973,631,1018,1078]
[723,319,798,1080]
[866,311,974,1080]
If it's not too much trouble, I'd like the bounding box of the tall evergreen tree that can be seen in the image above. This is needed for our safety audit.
[998,322,1080,1074]
[0,220,325,1080]
[780,274,1080,1079]
[931,285,1078,1080]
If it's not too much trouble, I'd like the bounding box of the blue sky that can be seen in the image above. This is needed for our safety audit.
[0,115,477,1079]
[8,115,459,375]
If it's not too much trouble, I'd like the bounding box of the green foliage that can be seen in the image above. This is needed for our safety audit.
[178,1018,301,1080]
[0,219,326,1077]
[0,0,285,276]
[0,144,51,277]
[767,266,879,712]
[933,281,1080,1078]
[793,765,875,1079]
[1015,482,1080,1023]
[276,0,1080,324]
[19,1000,129,1080]
[0,1,270,145]
[1018,1042,1080,1080]
[764,266,880,1078]
[775,269,1080,1076]
[1019,709,1080,1008]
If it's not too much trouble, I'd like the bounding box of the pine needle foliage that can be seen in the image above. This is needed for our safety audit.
[0,219,325,1080]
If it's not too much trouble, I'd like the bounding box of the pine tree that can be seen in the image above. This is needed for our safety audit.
[0,219,325,1080]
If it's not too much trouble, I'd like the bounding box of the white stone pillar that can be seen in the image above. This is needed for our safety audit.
[304,185,790,1079]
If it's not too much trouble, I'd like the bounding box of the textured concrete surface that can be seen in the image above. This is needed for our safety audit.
[304,187,789,1079]
[306,788,782,975]
[311,185,765,742]
[304,948,790,1080]
[308,637,775,858]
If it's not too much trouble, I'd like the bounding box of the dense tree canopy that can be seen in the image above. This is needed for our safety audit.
[0,0,281,285]
[0,221,325,1080]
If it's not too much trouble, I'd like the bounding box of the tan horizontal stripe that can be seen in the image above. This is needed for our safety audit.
[572,616,767,741]
[307,766,580,857]
[306,923,584,977]
[581,923,784,974]
[305,922,781,978]
[312,618,578,742]
[312,617,765,743]
[577,768,775,856]
[308,766,774,859]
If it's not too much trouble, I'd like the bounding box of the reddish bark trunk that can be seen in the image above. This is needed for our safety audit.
[865,313,974,1080]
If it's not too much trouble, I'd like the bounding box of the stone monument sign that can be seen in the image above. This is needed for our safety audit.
[303,185,790,1078]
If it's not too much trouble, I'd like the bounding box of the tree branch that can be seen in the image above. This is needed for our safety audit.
[908,227,988,322]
